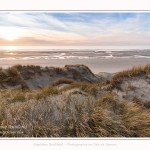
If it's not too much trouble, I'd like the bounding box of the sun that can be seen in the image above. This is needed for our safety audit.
[0,27,23,41]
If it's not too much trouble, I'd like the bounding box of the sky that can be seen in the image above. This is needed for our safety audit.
[0,12,150,46]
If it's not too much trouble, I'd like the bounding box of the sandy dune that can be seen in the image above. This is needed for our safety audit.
[0,64,100,90]
[0,63,150,102]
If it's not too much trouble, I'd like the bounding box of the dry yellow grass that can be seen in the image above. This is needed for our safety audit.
[0,64,150,137]
[0,89,150,137]
[51,78,75,86]
[109,64,150,90]
[0,66,28,89]
[60,81,99,96]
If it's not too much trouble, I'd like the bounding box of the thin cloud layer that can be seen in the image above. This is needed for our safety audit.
[0,12,150,46]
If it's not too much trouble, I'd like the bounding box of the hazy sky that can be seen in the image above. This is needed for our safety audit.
[0,12,150,46]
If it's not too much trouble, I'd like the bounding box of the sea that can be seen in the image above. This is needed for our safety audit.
[0,46,150,61]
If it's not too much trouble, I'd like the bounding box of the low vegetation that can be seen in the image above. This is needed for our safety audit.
[0,91,150,137]
[0,64,150,137]
[65,64,95,76]
[14,64,41,71]
[36,86,60,100]
[109,64,150,90]
[51,78,75,86]
[14,64,42,76]
[60,81,99,96]
[0,66,28,88]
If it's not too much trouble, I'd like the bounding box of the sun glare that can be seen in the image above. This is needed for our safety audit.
[4,46,17,51]
[0,27,23,41]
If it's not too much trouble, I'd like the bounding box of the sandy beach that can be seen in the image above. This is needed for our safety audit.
[0,57,150,74]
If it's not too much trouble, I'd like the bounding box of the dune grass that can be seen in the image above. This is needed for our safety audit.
[0,69,7,81]
[14,64,42,76]
[144,64,150,74]
[0,64,150,137]
[0,90,150,137]
[36,86,60,100]
[0,66,28,88]
[65,64,95,76]
[51,78,75,86]
[14,64,41,71]
[60,81,99,96]
[109,64,150,90]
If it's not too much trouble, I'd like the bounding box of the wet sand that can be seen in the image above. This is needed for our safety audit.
[0,57,149,74]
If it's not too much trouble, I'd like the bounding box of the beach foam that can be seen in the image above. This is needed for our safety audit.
[0,50,150,60]
[0,49,150,73]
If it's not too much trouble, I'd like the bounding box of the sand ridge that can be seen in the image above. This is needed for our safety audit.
[0,64,101,90]
[0,64,150,102]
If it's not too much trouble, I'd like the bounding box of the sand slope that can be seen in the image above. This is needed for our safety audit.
[0,64,150,102]
[113,75,150,101]
[0,64,150,137]
[0,64,101,90]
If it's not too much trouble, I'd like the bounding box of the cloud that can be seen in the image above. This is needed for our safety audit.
[0,12,150,46]
[0,12,69,32]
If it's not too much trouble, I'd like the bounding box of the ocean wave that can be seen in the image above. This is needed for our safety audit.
[0,50,150,60]
[0,57,17,60]
[134,55,150,58]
